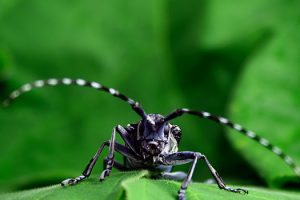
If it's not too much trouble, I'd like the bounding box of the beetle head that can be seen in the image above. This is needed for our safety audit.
[137,114,170,156]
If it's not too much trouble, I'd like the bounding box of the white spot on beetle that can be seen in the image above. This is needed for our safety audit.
[10,90,20,99]
[48,79,58,85]
[202,112,210,118]
[246,131,256,138]
[109,88,118,95]
[91,82,101,89]
[233,124,242,131]
[284,156,293,165]
[259,138,270,146]
[76,79,86,86]
[21,84,32,92]
[219,117,229,124]
[34,80,44,87]
[127,99,135,105]
[62,78,72,85]
[272,147,282,155]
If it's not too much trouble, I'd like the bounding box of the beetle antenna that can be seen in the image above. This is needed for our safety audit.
[2,78,147,119]
[165,108,300,178]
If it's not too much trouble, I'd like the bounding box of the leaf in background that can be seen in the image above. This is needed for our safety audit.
[199,0,300,187]
[1,171,300,200]
[0,47,13,79]
[228,28,300,187]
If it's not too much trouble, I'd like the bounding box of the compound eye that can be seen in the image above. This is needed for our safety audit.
[164,125,170,137]
[137,122,145,140]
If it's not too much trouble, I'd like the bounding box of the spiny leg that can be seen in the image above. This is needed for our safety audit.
[103,158,130,171]
[61,123,141,186]
[161,152,247,200]
[99,127,116,181]
[61,138,140,186]
[201,155,247,194]
[178,156,197,200]
[93,125,141,180]
[99,140,141,180]
[61,141,109,186]
[99,124,143,179]
[95,124,139,172]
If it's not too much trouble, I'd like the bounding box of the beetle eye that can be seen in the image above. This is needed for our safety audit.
[137,122,145,140]
[164,125,170,137]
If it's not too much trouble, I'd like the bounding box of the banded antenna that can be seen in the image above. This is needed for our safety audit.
[2,78,147,119]
[165,108,300,178]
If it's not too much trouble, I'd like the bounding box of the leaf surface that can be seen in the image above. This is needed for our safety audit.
[1,171,300,200]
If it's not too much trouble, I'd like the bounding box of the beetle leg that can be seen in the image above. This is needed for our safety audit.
[101,124,140,175]
[161,151,248,200]
[61,140,139,186]
[100,125,145,181]
[116,125,139,155]
[99,127,116,181]
[103,158,130,171]
[61,125,141,186]
[100,141,142,181]
[61,141,109,186]
[160,171,187,181]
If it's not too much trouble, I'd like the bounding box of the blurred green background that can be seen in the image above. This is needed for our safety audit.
[0,0,300,194]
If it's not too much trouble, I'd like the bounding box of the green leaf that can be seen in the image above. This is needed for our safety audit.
[1,171,300,200]
[0,47,13,79]
[219,1,300,187]
[197,0,300,187]
[227,31,300,187]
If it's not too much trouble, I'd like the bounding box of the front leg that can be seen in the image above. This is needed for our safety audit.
[101,124,140,178]
[61,127,117,186]
[61,126,141,186]
[161,152,248,200]
[61,141,109,186]
[99,127,116,181]
[103,158,130,171]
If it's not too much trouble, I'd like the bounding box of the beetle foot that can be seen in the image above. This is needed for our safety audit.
[224,186,248,194]
[178,188,186,200]
[61,175,86,186]
[178,194,186,200]
[99,169,111,181]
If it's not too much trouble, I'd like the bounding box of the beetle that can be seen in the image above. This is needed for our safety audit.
[3,78,300,200]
